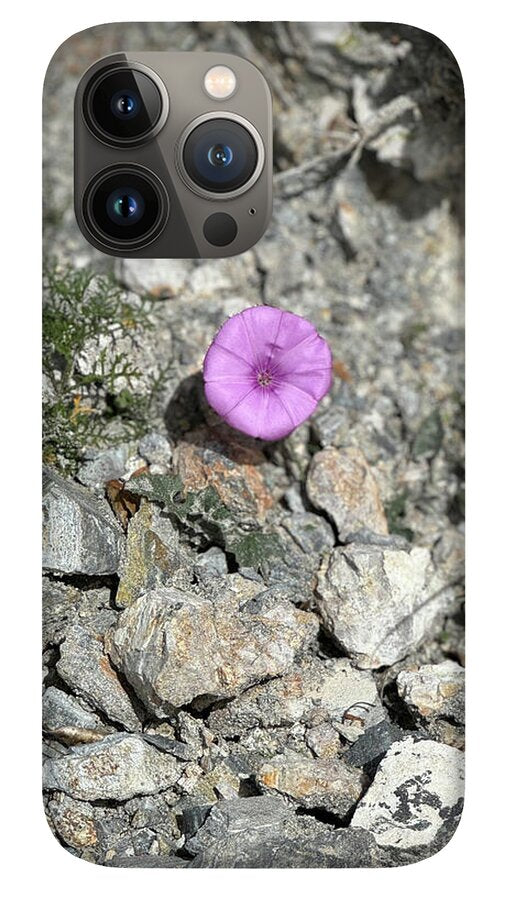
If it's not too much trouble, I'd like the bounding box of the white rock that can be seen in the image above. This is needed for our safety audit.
[116,258,190,297]
[353,738,464,851]
[316,544,455,668]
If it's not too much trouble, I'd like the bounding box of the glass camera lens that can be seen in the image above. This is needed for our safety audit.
[111,91,139,119]
[84,65,166,145]
[106,188,145,225]
[208,143,234,167]
[182,118,259,194]
[83,167,168,250]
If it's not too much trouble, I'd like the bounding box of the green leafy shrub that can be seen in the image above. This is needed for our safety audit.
[43,262,171,473]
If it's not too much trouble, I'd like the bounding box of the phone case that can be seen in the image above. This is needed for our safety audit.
[42,22,465,868]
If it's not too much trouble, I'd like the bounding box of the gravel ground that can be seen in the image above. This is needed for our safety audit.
[42,21,464,867]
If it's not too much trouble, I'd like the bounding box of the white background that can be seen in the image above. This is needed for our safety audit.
[1,0,524,895]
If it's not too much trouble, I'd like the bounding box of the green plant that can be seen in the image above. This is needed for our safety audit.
[43,262,172,473]
[384,491,414,542]
[130,471,284,569]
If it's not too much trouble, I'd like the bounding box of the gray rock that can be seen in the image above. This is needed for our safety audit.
[221,724,309,772]
[194,546,229,577]
[306,447,388,541]
[175,711,220,761]
[181,804,214,838]
[280,512,335,555]
[208,657,381,738]
[257,751,366,817]
[178,760,242,804]
[282,486,305,513]
[316,544,455,668]
[43,734,185,801]
[56,625,142,730]
[352,738,464,856]
[42,686,113,744]
[186,796,288,858]
[126,794,182,835]
[42,578,116,647]
[138,432,173,467]
[43,468,123,575]
[311,405,352,448]
[77,445,130,492]
[106,855,189,868]
[187,796,383,868]
[342,720,405,770]
[116,257,191,298]
[115,500,187,608]
[109,579,318,715]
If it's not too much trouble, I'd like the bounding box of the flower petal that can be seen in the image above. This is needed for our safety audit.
[204,380,257,419]
[272,381,319,431]
[203,341,255,382]
[222,388,303,442]
[209,306,283,371]
[221,386,270,438]
[273,331,333,378]
[277,367,333,402]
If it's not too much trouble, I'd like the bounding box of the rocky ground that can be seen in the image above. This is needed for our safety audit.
[42,22,464,867]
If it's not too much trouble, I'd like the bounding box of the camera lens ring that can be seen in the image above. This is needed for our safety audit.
[176,112,265,200]
[82,164,169,251]
[83,62,169,147]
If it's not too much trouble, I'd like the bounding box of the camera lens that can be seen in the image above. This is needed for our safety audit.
[111,91,139,119]
[83,64,168,146]
[106,188,145,225]
[181,115,263,196]
[208,143,234,167]
[83,166,169,251]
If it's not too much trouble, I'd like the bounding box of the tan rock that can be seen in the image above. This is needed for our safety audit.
[257,752,366,817]
[305,723,342,758]
[47,794,98,849]
[397,660,464,721]
[173,427,273,525]
[396,661,465,748]
[109,579,319,715]
[306,447,388,540]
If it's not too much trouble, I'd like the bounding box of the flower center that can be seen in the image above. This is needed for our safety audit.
[257,370,273,387]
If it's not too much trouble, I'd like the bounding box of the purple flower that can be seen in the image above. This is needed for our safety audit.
[203,306,332,441]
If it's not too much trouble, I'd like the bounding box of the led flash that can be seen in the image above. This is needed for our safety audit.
[204,65,237,100]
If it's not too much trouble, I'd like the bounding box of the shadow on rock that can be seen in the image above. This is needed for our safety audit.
[164,370,270,469]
